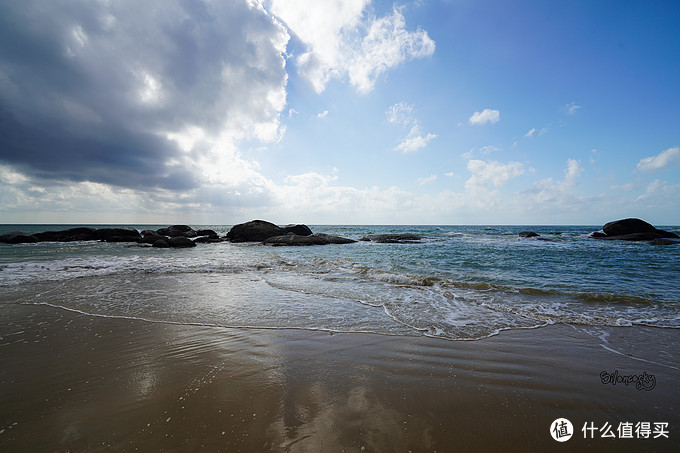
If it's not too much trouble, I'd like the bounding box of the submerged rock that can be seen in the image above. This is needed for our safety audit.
[361,234,422,243]
[312,233,357,244]
[648,238,680,246]
[518,231,539,238]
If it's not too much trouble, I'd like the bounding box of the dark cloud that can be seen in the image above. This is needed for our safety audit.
[0,0,289,191]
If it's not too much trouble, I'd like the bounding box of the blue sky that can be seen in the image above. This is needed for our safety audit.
[1,0,678,225]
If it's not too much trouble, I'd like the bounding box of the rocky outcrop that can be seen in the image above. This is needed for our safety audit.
[648,238,680,246]
[157,225,197,238]
[33,227,98,242]
[592,218,679,242]
[360,234,422,243]
[167,236,196,248]
[312,233,357,244]
[95,227,142,242]
[0,231,39,244]
[282,224,313,236]
[263,234,328,246]
[263,232,357,246]
[196,229,218,239]
[226,220,286,242]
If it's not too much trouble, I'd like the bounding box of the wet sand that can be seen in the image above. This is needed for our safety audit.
[0,303,678,452]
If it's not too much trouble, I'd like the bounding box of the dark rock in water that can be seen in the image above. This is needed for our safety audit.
[157,225,197,238]
[263,234,328,246]
[603,218,656,237]
[34,227,98,242]
[0,231,39,244]
[139,230,165,244]
[598,232,678,241]
[96,227,142,242]
[589,232,608,238]
[226,220,285,242]
[152,238,170,248]
[649,238,680,246]
[263,232,356,246]
[592,218,679,241]
[193,236,222,244]
[282,224,313,236]
[168,236,196,248]
[361,234,422,243]
[518,231,539,238]
[196,229,218,239]
[312,233,357,244]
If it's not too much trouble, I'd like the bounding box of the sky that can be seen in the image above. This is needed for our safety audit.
[0,0,679,225]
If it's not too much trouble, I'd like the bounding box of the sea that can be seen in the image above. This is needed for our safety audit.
[1,224,679,340]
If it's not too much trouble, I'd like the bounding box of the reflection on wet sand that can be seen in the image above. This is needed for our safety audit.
[1,303,678,452]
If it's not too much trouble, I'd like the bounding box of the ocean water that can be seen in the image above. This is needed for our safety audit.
[1,224,679,340]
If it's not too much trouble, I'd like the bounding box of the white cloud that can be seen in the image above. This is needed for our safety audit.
[461,145,501,159]
[316,110,329,119]
[636,146,680,172]
[525,128,537,137]
[386,102,415,125]
[468,109,500,126]
[522,159,584,207]
[394,125,437,153]
[444,172,455,178]
[565,102,581,115]
[271,2,435,93]
[417,174,437,185]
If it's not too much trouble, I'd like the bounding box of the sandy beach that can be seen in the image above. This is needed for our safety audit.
[0,302,677,452]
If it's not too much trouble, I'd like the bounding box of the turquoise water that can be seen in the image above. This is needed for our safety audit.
[1,224,679,340]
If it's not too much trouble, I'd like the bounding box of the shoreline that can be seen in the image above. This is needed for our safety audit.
[1,303,678,452]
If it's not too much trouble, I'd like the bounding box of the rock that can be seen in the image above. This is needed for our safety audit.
[0,231,38,244]
[152,239,170,248]
[263,234,328,246]
[138,230,166,245]
[597,232,678,241]
[589,232,608,238]
[168,236,196,248]
[226,220,286,242]
[312,233,357,244]
[34,227,97,242]
[649,238,680,246]
[518,231,539,238]
[196,229,218,239]
[593,218,679,241]
[193,236,222,244]
[361,234,422,243]
[95,227,142,242]
[603,218,657,236]
[157,225,197,238]
[282,224,313,236]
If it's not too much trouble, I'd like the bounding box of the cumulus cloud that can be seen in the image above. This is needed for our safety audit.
[468,109,500,126]
[394,126,437,153]
[386,102,415,125]
[271,2,435,93]
[522,159,584,206]
[417,174,437,185]
[386,102,436,153]
[0,0,289,194]
[636,146,680,172]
